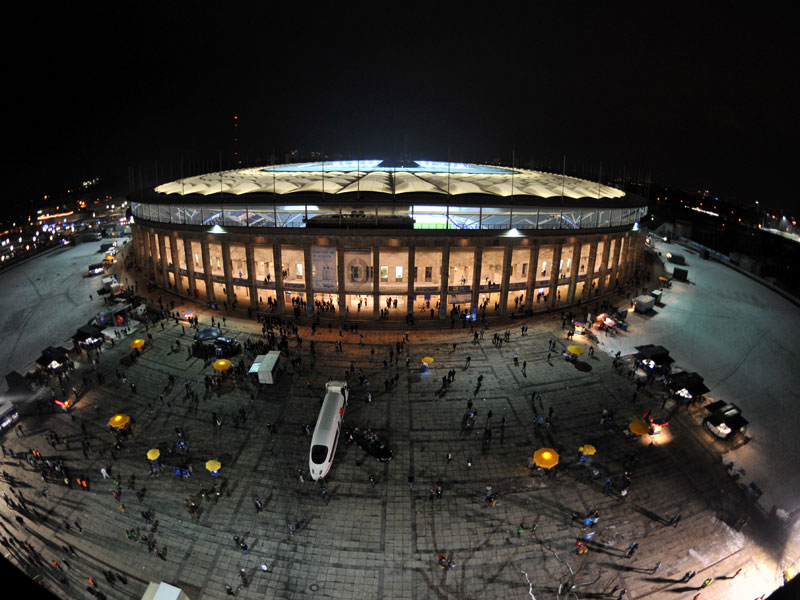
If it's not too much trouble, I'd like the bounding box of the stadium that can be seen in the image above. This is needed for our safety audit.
[129,160,648,320]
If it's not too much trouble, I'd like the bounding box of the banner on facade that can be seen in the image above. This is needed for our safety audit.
[311,247,337,290]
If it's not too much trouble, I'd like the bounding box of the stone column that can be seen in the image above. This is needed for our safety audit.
[221,240,234,307]
[148,230,158,282]
[439,244,450,319]
[583,240,598,301]
[142,229,151,273]
[201,240,215,301]
[610,235,623,291]
[597,237,611,296]
[566,241,581,304]
[407,245,415,316]
[548,242,563,309]
[304,242,314,314]
[499,244,513,315]
[246,243,258,311]
[273,244,285,313]
[183,236,196,300]
[157,233,169,288]
[169,233,183,295]
[617,233,630,287]
[337,245,346,319]
[524,244,539,312]
[372,244,380,320]
[470,245,483,317]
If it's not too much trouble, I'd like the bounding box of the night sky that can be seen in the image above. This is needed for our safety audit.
[8,4,798,212]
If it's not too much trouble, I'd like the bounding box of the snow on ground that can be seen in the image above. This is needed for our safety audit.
[0,238,131,393]
[594,240,800,525]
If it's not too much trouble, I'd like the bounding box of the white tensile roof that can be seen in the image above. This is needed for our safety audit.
[155,161,625,200]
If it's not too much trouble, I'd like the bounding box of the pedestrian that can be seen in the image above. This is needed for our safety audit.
[651,560,662,574]
[625,542,638,558]
[288,523,295,536]
[408,475,414,489]
[446,452,452,464]
[100,466,109,479]
[682,570,696,582]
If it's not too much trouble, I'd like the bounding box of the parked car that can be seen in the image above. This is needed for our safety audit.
[703,401,748,440]
[214,337,241,357]
[347,427,393,462]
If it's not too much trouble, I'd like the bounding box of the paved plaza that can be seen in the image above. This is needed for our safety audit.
[0,239,796,599]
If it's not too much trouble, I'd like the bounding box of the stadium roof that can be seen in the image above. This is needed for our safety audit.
[154,160,627,201]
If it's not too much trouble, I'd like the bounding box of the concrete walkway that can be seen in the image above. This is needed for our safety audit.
[0,238,796,599]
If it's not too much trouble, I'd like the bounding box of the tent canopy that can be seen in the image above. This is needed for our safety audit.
[75,324,103,341]
[35,346,69,366]
[634,344,674,365]
[668,371,710,396]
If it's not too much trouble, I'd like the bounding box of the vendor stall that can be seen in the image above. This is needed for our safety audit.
[668,371,709,404]
[634,344,674,373]
[36,346,70,372]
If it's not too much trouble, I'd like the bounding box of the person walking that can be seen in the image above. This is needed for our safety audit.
[651,560,662,574]
[625,542,638,558]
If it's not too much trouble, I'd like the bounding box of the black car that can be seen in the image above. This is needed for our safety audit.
[703,401,748,440]
[214,337,241,357]
[348,428,393,462]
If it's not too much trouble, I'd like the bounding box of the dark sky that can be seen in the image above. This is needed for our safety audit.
[8,4,799,212]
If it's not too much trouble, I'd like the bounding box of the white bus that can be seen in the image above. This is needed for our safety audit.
[308,381,348,480]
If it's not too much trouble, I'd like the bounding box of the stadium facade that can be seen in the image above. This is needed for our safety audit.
[129,160,647,319]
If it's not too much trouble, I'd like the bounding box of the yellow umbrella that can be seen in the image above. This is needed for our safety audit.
[213,359,232,372]
[130,339,145,349]
[533,448,559,469]
[108,414,130,429]
[567,345,584,355]
[147,448,160,461]
[579,444,597,456]
[629,419,650,435]
[658,276,669,282]
[205,460,222,472]
[421,356,434,365]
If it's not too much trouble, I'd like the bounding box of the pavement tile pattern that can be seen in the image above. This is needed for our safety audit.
[0,245,789,600]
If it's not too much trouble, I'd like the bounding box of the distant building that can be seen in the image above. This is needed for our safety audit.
[129,160,647,318]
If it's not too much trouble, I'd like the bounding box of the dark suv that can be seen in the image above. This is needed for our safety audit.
[214,337,241,357]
